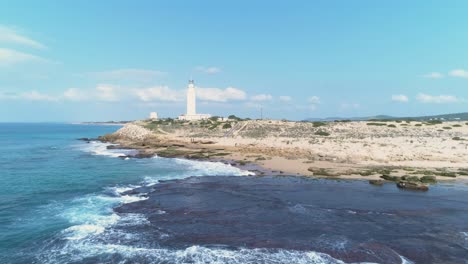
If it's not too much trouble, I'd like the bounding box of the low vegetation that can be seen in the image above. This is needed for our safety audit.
[314,130,330,136]
[367,122,387,126]
[308,167,339,176]
[312,121,327,127]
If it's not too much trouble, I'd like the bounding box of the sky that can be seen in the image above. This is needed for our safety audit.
[1,0,468,122]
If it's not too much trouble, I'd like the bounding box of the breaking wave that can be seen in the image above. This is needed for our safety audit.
[74,141,137,158]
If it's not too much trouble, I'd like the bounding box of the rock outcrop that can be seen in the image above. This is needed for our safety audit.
[113,124,153,141]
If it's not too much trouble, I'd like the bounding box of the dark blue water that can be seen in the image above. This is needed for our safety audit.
[0,123,249,263]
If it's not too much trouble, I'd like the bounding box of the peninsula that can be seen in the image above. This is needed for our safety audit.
[98,117,468,189]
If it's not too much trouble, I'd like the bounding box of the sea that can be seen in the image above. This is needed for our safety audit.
[0,123,467,264]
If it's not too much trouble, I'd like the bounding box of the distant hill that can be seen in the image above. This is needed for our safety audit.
[305,112,468,122]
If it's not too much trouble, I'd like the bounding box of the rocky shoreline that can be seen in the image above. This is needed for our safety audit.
[87,121,468,191]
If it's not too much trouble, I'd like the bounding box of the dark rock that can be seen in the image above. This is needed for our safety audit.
[133,152,155,159]
[397,181,429,191]
[401,175,420,182]
[77,137,94,143]
[369,180,384,186]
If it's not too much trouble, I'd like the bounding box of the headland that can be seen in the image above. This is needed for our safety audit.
[97,118,468,189]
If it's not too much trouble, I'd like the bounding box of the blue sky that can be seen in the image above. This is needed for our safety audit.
[1,0,468,122]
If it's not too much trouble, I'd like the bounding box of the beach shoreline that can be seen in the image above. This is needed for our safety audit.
[95,120,468,188]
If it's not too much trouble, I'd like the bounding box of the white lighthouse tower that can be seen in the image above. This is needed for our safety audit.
[178,80,211,121]
[186,80,196,116]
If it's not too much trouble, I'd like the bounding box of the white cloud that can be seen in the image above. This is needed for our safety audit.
[308,96,321,104]
[449,69,468,78]
[197,87,246,102]
[19,91,57,101]
[95,84,121,102]
[0,25,46,49]
[250,94,273,101]
[1,84,248,104]
[391,94,409,103]
[134,86,182,102]
[416,93,459,104]
[88,69,166,82]
[0,48,47,66]
[421,72,444,79]
[63,88,88,101]
[195,66,221,74]
[279,96,292,102]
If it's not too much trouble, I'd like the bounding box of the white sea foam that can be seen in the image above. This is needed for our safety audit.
[400,255,414,264]
[39,243,371,264]
[173,158,255,176]
[462,231,468,238]
[75,141,136,158]
[62,224,106,240]
[59,189,148,241]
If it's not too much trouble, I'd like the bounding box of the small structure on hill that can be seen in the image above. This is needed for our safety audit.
[149,112,158,120]
[178,80,211,121]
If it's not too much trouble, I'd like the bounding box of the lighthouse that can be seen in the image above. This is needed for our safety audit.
[178,80,211,121]
[186,80,196,115]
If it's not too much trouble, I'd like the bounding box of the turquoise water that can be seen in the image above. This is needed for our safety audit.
[0,123,249,263]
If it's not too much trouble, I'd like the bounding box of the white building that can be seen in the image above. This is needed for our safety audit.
[149,112,158,120]
[178,80,211,121]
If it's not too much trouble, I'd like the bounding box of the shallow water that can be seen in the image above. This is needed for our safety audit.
[0,123,467,264]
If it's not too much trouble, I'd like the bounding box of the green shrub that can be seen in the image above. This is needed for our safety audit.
[420,176,437,184]
[314,130,330,136]
[443,126,452,130]
[359,170,373,176]
[415,124,422,127]
[387,124,396,128]
[436,171,457,177]
[308,168,338,176]
[453,137,464,141]
[228,115,242,121]
[222,123,232,129]
[453,124,462,127]
[367,122,386,126]
[426,120,443,125]
[380,174,400,182]
[401,175,420,182]
[312,121,327,127]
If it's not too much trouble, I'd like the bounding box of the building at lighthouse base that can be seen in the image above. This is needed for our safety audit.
[178,113,211,121]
